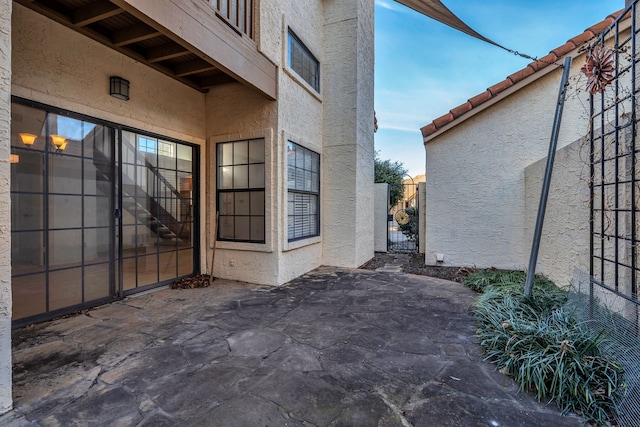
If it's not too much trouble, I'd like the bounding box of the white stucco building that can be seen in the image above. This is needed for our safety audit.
[421,9,626,288]
[0,0,375,412]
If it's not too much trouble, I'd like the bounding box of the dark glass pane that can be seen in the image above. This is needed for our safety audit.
[12,193,44,231]
[178,249,193,277]
[84,158,111,196]
[159,251,177,281]
[233,165,249,188]
[220,192,234,215]
[249,139,264,163]
[11,231,45,275]
[235,192,250,215]
[250,191,265,215]
[84,227,111,264]
[219,216,234,239]
[49,195,82,229]
[137,254,159,286]
[49,154,82,194]
[49,229,82,268]
[49,267,82,310]
[84,196,111,228]
[250,216,264,241]
[84,263,111,301]
[235,217,250,241]
[11,149,44,193]
[12,273,46,320]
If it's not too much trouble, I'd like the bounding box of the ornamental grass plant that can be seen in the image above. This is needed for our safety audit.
[467,270,625,426]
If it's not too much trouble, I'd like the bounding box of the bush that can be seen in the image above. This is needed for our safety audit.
[398,206,418,242]
[468,270,625,426]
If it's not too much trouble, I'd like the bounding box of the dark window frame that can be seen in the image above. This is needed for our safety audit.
[287,141,320,242]
[288,29,320,92]
[216,138,266,244]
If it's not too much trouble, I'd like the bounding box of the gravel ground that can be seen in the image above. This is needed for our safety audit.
[361,253,476,284]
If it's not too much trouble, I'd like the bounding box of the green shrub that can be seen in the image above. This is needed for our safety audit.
[469,270,625,426]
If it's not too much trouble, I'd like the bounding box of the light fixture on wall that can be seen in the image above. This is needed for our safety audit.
[50,135,67,152]
[110,76,130,100]
[19,133,37,146]
[10,154,19,164]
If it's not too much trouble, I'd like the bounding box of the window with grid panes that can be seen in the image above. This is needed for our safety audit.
[288,30,320,92]
[217,139,265,243]
[287,142,320,241]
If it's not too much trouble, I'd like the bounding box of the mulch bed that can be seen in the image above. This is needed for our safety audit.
[362,253,476,284]
[169,274,213,289]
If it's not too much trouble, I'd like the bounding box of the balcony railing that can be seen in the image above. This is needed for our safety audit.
[208,0,254,40]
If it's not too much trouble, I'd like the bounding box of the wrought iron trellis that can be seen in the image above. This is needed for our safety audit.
[589,1,640,330]
[586,3,640,425]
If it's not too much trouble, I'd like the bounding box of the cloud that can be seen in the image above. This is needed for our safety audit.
[375,0,409,13]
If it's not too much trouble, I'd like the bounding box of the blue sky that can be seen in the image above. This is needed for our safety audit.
[374,0,622,177]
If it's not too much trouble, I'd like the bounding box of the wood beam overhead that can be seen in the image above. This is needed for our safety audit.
[174,60,216,77]
[146,44,190,63]
[13,0,277,98]
[73,1,124,27]
[112,23,160,46]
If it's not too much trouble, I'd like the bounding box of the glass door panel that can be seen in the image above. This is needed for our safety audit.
[11,102,115,323]
[119,131,196,294]
[11,101,198,324]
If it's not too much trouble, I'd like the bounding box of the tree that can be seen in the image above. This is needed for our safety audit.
[374,152,408,207]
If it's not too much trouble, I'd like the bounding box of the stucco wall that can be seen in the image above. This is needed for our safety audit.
[208,0,375,283]
[374,183,389,252]
[206,82,278,285]
[425,56,592,269]
[0,0,11,414]
[322,0,375,268]
[12,4,209,280]
[11,5,205,144]
[524,137,590,287]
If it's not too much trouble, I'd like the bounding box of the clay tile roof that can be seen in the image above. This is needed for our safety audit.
[422,9,625,142]
[487,78,514,96]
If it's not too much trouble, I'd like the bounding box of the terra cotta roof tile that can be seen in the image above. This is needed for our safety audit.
[421,9,625,141]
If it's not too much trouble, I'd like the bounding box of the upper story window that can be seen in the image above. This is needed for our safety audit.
[288,30,320,92]
[212,0,254,39]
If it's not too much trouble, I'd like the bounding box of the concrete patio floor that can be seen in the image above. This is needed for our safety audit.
[1,267,583,426]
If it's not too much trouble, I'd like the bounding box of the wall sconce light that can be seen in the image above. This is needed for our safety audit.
[50,135,67,152]
[19,133,37,146]
[110,76,130,100]
[10,154,19,164]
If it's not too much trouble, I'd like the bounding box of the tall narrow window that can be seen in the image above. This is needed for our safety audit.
[288,30,320,92]
[217,139,265,243]
[287,142,320,241]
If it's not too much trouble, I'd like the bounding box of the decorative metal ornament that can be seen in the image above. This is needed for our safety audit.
[395,210,410,225]
[581,45,615,95]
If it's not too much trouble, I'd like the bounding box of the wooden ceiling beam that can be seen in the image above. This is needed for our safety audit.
[146,43,190,63]
[73,1,124,27]
[174,60,216,77]
[113,23,160,46]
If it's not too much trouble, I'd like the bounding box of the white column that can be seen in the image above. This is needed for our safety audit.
[0,0,12,414]
[322,0,375,267]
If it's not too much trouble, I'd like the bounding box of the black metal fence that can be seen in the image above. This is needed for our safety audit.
[388,182,419,253]
[588,2,640,334]
[586,3,640,424]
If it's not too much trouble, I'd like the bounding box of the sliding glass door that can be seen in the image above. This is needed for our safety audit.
[10,100,198,325]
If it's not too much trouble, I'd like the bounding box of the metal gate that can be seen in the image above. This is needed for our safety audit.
[387,179,419,253]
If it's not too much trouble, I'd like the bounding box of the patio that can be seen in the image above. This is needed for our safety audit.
[2,268,582,426]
